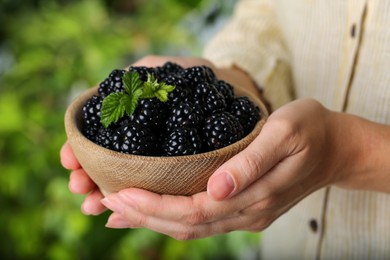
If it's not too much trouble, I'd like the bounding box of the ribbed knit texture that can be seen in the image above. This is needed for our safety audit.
[203,0,390,259]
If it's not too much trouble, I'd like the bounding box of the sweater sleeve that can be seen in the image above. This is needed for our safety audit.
[202,0,294,109]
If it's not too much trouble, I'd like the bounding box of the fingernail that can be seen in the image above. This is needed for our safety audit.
[105,213,131,229]
[207,171,236,200]
[81,202,92,215]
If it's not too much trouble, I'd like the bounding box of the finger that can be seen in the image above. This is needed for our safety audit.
[104,199,230,239]
[104,195,275,239]
[68,168,96,194]
[81,188,106,215]
[105,212,131,229]
[101,188,243,226]
[60,142,81,170]
[102,189,206,223]
[101,185,269,228]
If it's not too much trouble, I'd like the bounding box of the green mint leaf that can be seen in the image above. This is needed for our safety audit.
[121,71,144,116]
[99,70,176,128]
[122,89,142,116]
[123,71,143,95]
[140,73,176,100]
[160,83,175,93]
[100,92,126,128]
[141,73,159,98]
[155,89,169,102]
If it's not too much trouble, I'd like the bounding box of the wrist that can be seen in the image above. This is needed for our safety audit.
[331,112,390,193]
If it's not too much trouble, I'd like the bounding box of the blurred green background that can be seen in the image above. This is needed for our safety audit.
[0,0,261,259]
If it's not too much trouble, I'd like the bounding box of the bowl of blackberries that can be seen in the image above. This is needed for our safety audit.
[65,62,268,196]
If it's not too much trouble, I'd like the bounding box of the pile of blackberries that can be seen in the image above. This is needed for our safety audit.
[82,62,261,156]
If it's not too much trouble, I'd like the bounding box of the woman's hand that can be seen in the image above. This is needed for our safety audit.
[99,98,372,239]
[60,142,107,215]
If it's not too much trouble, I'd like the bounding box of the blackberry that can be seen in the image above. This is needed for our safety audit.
[162,61,184,74]
[215,80,235,106]
[161,73,186,88]
[230,96,261,135]
[82,62,261,156]
[132,98,168,130]
[160,69,193,108]
[160,73,193,108]
[182,66,216,87]
[112,123,159,156]
[98,69,125,98]
[166,102,204,131]
[193,82,226,115]
[163,128,202,156]
[128,66,156,82]
[202,112,244,151]
[95,127,114,149]
[83,95,103,141]
[156,62,184,79]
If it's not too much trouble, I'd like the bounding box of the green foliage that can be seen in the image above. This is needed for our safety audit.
[100,71,175,127]
[0,0,260,259]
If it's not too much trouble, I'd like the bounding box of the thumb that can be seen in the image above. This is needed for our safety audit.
[207,123,287,200]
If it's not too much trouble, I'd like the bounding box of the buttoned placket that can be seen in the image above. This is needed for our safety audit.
[316,1,368,259]
[334,0,368,112]
[300,188,328,260]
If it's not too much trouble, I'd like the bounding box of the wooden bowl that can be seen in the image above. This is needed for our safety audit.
[64,86,268,196]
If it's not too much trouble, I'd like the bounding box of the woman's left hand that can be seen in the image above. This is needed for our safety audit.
[102,98,356,240]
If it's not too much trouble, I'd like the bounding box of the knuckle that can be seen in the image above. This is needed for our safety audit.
[184,210,209,226]
[181,197,209,226]
[248,196,278,213]
[123,209,147,228]
[248,217,274,232]
[269,117,299,141]
[241,152,263,180]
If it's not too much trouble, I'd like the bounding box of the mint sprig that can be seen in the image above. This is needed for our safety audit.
[142,74,176,102]
[100,71,175,128]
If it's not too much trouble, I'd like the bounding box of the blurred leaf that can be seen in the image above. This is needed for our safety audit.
[0,0,258,259]
[0,92,23,133]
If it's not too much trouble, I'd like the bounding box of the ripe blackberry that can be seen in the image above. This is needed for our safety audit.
[166,85,193,109]
[193,82,226,115]
[128,66,156,82]
[83,95,103,141]
[132,98,168,130]
[163,61,184,73]
[95,127,114,149]
[215,80,235,106]
[202,112,244,151]
[160,73,192,108]
[98,69,126,98]
[160,73,186,88]
[156,62,184,79]
[163,128,202,156]
[182,66,216,87]
[112,123,159,155]
[166,102,204,131]
[230,96,261,135]
[82,63,262,156]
